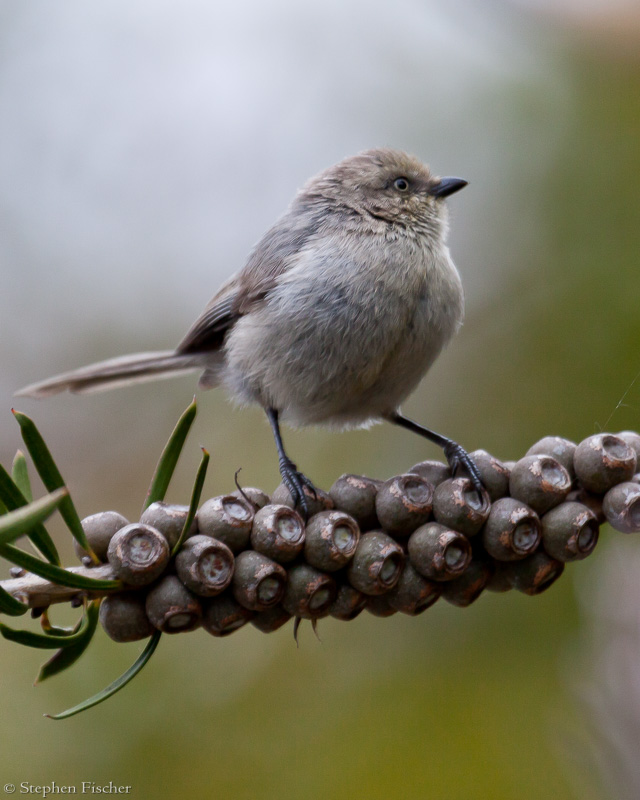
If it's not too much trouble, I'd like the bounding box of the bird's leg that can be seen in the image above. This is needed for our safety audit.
[266,407,317,517]
[385,411,483,494]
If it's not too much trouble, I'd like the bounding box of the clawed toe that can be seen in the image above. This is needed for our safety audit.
[444,443,484,495]
[279,458,317,519]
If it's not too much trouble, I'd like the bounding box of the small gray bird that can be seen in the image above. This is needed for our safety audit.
[18,148,481,509]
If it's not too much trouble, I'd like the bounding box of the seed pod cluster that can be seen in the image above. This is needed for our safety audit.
[84,430,640,643]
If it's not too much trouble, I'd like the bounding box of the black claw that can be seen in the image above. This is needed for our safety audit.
[444,443,484,496]
[279,456,317,519]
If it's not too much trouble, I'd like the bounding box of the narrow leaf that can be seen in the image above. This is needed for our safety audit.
[36,600,100,683]
[46,630,161,719]
[0,488,68,547]
[0,463,60,565]
[0,544,121,591]
[12,409,97,561]
[12,450,32,502]
[1,605,93,649]
[143,398,197,512]
[171,447,209,556]
[0,585,29,616]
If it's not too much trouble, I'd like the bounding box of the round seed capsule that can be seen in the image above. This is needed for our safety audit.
[602,481,640,533]
[139,502,196,549]
[407,460,451,488]
[230,487,271,510]
[328,474,381,530]
[566,488,605,523]
[329,583,367,621]
[232,551,287,611]
[251,605,293,633]
[432,478,490,537]
[99,592,155,642]
[366,595,397,617]
[202,592,255,636]
[197,495,255,553]
[503,552,565,596]
[526,436,577,480]
[441,560,493,607]
[468,450,510,502]
[574,434,637,494]
[74,511,130,563]
[175,534,235,596]
[346,531,404,595]
[250,504,305,563]
[509,455,572,515]
[107,524,170,586]
[485,561,513,593]
[481,497,541,561]
[386,562,440,616]
[282,564,336,619]
[541,502,598,561]
[145,575,202,633]
[615,431,640,463]
[304,510,360,571]
[375,474,434,536]
[271,483,334,516]
[407,522,471,582]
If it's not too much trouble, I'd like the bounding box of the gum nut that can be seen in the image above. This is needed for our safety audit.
[107,524,170,586]
[481,497,541,561]
[503,461,517,472]
[541,502,599,561]
[232,550,287,611]
[329,583,367,621]
[346,531,405,595]
[441,560,493,607]
[375,474,434,537]
[99,592,155,642]
[615,431,640,463]
[603,482,640,533]
[366,595,397,617]
[468,450,510,502]
[282,564,337,619]
[230,487,271,510]
[432,478,491,537]
[509,455,572,515]
[196,495,255,553]
[328,474,381,530]
[407,522,471,582]
[386,562,440,616]
[175,534,235,596]
[504,551,565,596]
[304,510,360,571]
[250,504,306,563]
[201,592,255,637]
[251,605,293,633]
[566,488,605,523]
[526,436,577,480]
[271,483,334,516]
[139,502,196,549]
[574,434,637,494]
[407,460,451,487]
[485,561,513,593]
[145,575,202,633]
[75,511,130,562]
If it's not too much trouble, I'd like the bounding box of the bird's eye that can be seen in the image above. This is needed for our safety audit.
[393,177,410,192]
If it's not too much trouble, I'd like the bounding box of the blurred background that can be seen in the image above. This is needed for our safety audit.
[1,0,640,797]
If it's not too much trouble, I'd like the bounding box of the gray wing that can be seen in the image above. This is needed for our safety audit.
[176,202,325,354]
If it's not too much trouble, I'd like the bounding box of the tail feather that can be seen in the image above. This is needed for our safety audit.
[16,351,203,398]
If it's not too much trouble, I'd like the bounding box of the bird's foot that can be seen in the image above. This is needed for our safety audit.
[443,441,484,496]
[279,456,317,519]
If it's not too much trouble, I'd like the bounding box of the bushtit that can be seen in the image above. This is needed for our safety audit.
[18,148,481,510]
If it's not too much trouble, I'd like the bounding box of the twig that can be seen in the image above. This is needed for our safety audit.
[0,565,118,609]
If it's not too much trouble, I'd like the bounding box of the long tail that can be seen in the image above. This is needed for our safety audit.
[16,351,203,398]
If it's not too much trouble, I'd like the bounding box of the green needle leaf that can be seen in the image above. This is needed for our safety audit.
[0,545,121,591]
[171,447,209,556]
[143,397,197,512]
[36,600,100,683]
[1,604,94,649]
[12,450,32,502]
[45,630,162,719]
[0,463,60,565]
[0,585,29,616]
[12,409,97,562]
[0,488,68,547]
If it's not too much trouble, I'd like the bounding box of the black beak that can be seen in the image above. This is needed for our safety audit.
[428,177,468,198]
